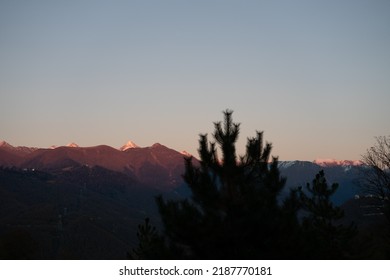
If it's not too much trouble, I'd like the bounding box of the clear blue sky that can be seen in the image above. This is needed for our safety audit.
[1,0,389,160]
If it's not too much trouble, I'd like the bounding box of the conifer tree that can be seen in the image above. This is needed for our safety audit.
[156,110,300,259]
[299,171,358,259]
[128,218,170,259]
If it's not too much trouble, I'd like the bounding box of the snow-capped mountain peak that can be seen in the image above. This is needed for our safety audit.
[66,142,79,148]
[278,160,299,169]
[120,140,139,151]
[313,158,362,167]
[180,151,192,157]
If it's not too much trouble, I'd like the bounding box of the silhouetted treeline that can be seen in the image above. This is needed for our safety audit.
[131,110,383,259]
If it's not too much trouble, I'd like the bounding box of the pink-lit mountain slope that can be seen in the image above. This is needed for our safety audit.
[0,141,38,167]
[0,141,194,190]
[122,143,190,187]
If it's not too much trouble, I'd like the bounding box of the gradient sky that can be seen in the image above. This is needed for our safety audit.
[1,0,389,160]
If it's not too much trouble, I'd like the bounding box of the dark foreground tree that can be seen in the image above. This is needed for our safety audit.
[361,136,390,257]
[0,229,38,259]
[128,218,167,259]
[156,110,301,259]
[361,136,390,222]
[299,171,358,259]
[132,110,364,259]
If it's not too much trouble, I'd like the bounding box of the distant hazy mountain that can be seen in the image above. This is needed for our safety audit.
[278,160,363,205]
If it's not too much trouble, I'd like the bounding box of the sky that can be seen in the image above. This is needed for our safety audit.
[1,0,389,161]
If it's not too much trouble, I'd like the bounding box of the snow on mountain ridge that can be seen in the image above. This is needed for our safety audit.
[278,159,363,170]
[180,151,192,157]
[314,158,362,167]
[119,140,139,151]
[66,143,79,148]
[278,161,299,169]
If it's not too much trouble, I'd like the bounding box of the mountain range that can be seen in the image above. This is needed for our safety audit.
[1,139,368,204]
[0,140,193,190]
[0,140,366,198]
[0,140,370,259]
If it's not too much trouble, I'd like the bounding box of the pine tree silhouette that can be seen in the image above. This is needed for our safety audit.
[299,170,358,259]
[132,111,367,259]
[156,110,300,259]
[128,218,170,259]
